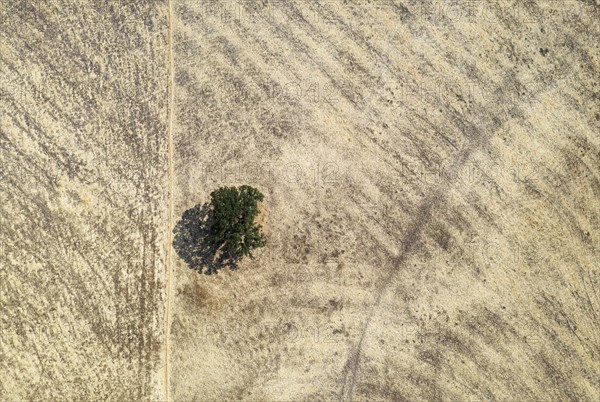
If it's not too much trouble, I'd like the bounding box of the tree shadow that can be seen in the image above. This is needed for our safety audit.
[172,203,240,275]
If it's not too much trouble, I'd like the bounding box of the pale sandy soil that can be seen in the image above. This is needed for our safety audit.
[1,1,170,400]
[1,1,599,401]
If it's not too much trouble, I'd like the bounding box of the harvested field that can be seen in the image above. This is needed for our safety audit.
[1,1,599,401]
[1,1,170,399]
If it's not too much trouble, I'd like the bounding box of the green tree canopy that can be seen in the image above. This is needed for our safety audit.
[207,185,266,261]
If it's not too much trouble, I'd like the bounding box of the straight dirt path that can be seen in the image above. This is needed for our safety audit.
[164,0,176,400]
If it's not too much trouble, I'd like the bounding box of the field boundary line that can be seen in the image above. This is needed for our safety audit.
[164,0,175,400]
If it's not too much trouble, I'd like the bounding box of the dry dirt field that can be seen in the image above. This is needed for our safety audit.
[1,1,599,401]
[1,1,170,399]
